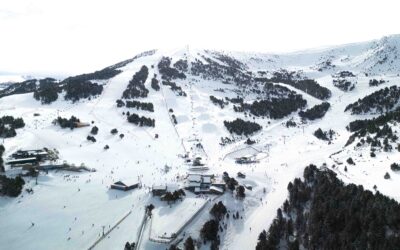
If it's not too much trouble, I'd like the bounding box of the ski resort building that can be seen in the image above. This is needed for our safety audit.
[152,185,167,196]
[7,157,39,167]
[235,155,259,164]
[6,148,53,168]
[185,174,225,194]
[209,186,224,195]
[11,149,49,161]
[110,179,140,191]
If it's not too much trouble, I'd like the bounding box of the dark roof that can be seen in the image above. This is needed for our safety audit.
[113,179,139,187]
[113,181,126,186]
[7,157,38,164]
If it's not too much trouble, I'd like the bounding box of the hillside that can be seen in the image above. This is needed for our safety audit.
[1,35,400,250]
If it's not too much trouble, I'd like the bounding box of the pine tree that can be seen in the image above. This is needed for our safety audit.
[90,126,99,135]
[210,202,227,220]
[0,144,5,172]
[184,236,195,250]
[200,219,219,242]
[384,172,391,179]
[236,185,246,198]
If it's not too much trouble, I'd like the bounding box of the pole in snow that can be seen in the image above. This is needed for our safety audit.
[282,135,288,145]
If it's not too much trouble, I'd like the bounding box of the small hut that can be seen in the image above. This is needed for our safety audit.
[110,179,140,191]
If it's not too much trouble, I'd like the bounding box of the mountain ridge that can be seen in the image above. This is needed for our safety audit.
[1,34,400,250]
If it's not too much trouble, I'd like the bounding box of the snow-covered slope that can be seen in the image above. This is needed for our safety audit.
[1,35,400,250]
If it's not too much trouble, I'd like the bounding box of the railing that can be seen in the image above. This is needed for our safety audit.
[133,212,148,250]
[87,210,132,250]
[148,197,214,244]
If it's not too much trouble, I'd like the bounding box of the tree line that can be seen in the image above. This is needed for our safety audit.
[210,95,228,108]
[313,128,335,142]
[64,79,103,103]
[158,57,186,80]
[345,107,400,153]
[33,78,60,104]
[259,69,331,100]
[299,102,330,120]
[345,85,400,114]
[122,65,149,99]
[33,67,121,104]
[127,113,155,127]
[224,118,262,136]
[332,71,357,92]
[162,81,187,96]
[256,164,400,250]
[0,148,25,197]
[116,99,154,112]
[240,97,307,119]
[0,116,25,138]
[54,116,80,130]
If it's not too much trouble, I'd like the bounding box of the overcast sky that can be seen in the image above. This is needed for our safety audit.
[1,0,400,77]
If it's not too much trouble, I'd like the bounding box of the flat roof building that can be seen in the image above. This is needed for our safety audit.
[7,157,38,166]
[186,174,225,194]
[152,185,167,196]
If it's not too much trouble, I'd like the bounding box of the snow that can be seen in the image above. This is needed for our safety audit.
[1,35,400,249]
[150,197,207,240]
[187,174,202,182]
[95,208,145,250]
[0,173,148,250]
[0,74,28,84]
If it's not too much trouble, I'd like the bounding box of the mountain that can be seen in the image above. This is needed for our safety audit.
[0,74,36,91]
[1,35,400,250]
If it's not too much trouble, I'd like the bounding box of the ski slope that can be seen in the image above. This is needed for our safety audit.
[1,34,400,250]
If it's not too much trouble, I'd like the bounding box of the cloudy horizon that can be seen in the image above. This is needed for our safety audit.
[1,0,400,78]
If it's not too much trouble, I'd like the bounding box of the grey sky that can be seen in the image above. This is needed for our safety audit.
[1,0,399,77]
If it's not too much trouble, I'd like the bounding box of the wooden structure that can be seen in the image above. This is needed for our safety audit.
[111,180,140,191]
[75,122,90,128]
